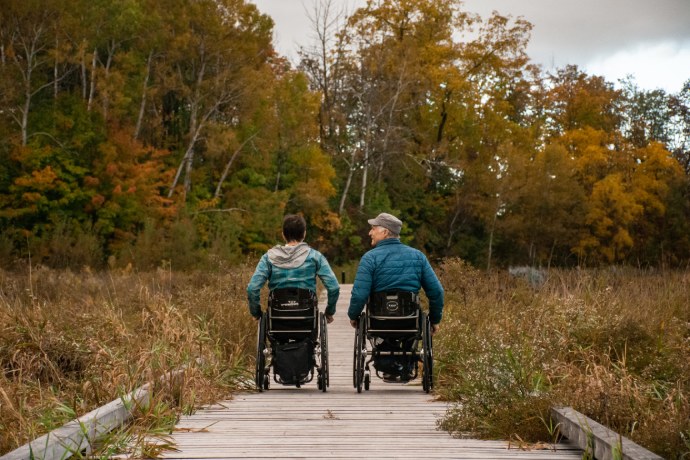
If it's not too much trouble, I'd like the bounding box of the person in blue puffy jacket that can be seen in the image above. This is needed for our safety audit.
[347,212,444,381]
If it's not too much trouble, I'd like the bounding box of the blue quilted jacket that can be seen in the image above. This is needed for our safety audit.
[347,238,444,324]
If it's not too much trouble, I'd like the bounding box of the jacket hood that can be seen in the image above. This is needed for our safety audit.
[267,242,311,268]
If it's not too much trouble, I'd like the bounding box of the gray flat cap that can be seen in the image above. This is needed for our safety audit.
[368,212,402,234]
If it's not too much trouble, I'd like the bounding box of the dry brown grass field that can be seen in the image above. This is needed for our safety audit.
[1,262,688,458]
[0,265,256,457]
[436,260,690,459]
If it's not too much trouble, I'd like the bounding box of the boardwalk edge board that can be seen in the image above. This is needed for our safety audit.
[551,406,663,460]
[1,368,186,460]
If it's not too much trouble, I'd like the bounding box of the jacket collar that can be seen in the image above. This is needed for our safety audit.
[375,238,401,248]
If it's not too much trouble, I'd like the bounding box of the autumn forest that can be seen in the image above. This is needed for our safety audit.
[1,0,689,270]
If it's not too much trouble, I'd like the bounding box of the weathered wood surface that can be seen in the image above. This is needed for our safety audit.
[1,387,150,460]
[551,407,663,460]
[161,284,582,459]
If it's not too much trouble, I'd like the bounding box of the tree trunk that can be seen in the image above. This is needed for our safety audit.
[359,144,369,209]
[338,149,357,215]
[53,36,59,99]
[214,133,258,198]
[87,48,97,112]
[134,51,153,140]
[21,84,30,146]
[446,206,464,251]
[102,40,116,120]
[487,211,497,271]
[359,109,373,210]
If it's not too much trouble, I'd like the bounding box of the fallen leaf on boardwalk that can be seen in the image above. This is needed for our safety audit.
[174,422,218,432]
[323,409,339,419]
[508,435,555,451]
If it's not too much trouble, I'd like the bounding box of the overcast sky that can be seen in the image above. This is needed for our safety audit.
[249,0,690,93]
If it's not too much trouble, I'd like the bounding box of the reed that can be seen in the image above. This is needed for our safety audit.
[435,260,690,459]
[0,265,256,456]
[3,262,688,458]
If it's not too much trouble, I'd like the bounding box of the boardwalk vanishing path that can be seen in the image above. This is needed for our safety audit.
[161,284,582,459]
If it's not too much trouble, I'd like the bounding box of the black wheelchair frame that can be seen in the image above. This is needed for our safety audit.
[255,288,329,392]
[353,291,433,393]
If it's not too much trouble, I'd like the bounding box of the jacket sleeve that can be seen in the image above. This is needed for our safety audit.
[246,254,270,319]
[348,255,373,320]
[421,258,444,324]
[315,252,340,316]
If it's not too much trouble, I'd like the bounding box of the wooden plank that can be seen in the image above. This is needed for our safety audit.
[1,387,150,460]
[2,367,189,460]
[551,407,663,460]
[158,285,583,459]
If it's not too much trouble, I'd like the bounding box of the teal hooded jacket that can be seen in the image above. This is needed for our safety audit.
[347,238,444,324]
[247,242,340,319]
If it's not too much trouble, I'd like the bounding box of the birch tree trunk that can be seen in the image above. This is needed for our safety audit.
[338,148,357,215]
[134,51,153,140]
[359,146,369,209]
[101,40,117,121]
[87,48,97,112]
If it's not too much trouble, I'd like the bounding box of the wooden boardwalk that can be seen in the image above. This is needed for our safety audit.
[162,285,582,459]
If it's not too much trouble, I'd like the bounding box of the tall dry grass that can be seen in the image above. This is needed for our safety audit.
[3,261,689,458]
[435,259,690,458]
[0,264,256,456]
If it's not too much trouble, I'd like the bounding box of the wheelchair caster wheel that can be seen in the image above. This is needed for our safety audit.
[317,371,327,392]
[364,373,370,391]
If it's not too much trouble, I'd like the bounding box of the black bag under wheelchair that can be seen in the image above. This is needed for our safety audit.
[255,287,329,391]
[353,290,434,393]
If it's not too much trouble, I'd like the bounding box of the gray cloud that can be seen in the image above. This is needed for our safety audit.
[250,0,690,90]
[462,0,690,65]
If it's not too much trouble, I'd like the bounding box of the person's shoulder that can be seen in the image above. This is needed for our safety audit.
[359,246,380,263]
[309,247,328,260]
[399,243,429,259]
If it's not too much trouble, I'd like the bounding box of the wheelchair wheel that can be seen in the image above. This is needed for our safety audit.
[421,313,433,393]
[355,318,366,393]
[364,372,370,391]
[319,312,329,392]
[352,319,359,388]
[256,312,268,392]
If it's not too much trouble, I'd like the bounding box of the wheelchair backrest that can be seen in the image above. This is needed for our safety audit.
[368,291,420,317]
[366,291,420,335]
[268,288,317,339]
[269,288,317,314]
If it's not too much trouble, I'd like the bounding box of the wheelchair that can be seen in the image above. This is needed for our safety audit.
[353,291,433,393]
[255,288,329,392]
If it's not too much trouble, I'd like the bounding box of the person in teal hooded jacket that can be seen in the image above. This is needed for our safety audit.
[247,214,339,322]
[348,212,444,381]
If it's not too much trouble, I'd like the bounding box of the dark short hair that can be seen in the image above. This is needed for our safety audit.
[283,214,306,242]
